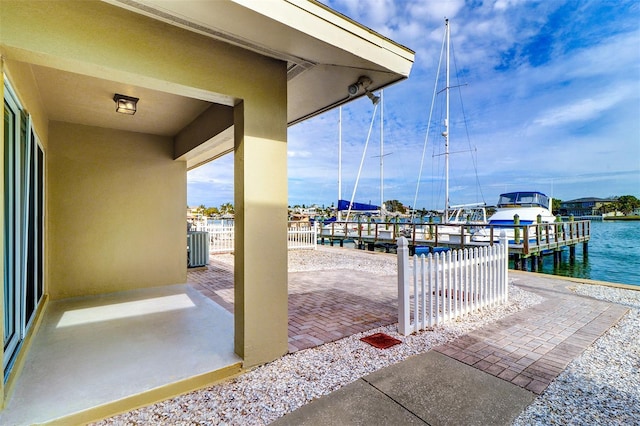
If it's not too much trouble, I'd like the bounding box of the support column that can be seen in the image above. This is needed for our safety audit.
[234,99,288,367]
[513,254,521,270]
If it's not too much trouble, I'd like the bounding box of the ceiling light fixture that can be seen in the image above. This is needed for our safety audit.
[113,93,139,115]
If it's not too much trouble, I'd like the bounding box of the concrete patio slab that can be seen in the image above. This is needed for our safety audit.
[0,284,241,425]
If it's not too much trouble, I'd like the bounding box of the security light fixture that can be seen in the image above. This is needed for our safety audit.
[366,90,380,105]
[348,76,372,96]
[347,76,379,105]
[113,93,139,115]
[347,82,360,96]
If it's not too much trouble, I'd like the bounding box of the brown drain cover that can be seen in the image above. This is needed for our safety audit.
[360,332,402,349]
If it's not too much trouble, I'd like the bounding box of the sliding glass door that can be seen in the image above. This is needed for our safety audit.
[3,78,45,380]
[3,92,21,375]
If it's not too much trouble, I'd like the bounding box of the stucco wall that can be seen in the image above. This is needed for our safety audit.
[47,122,186,299]
[3,0,290,366]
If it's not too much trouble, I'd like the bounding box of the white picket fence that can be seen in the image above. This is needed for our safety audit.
[208,225,235,254]
[287,223,318,250]
[191,220,317,253]
[397,233,509,335]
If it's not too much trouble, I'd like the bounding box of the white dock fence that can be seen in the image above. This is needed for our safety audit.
[208,225,235,254]
[287,223,318,250]
[397,232,509,335]
[190,220,317,253]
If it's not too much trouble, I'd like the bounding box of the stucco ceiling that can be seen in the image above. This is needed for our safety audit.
[19,0,413,152]
[31,64,212,137]
[105,0,414,125]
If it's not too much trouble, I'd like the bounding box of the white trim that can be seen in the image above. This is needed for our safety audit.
[2,75,46,378]
[3,76,23,372]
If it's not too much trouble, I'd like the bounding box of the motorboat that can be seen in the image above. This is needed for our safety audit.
[472,191,555,243]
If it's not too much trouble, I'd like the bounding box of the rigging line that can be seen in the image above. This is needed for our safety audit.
[433,148,476,157]
[345,101,379,222]
[411,25,447,221]
[451,40,486,204]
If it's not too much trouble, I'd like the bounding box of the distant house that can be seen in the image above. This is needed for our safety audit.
[1,0,413,420]
[187,206,204,220]
[559,197,616,216]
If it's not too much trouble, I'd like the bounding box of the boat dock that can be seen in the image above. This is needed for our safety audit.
[318,219,591,272]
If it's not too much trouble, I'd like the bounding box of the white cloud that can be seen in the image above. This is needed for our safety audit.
[533,85,632,127]
[408,0,465,22]
[492,0,528,12]
[287,150,312,158]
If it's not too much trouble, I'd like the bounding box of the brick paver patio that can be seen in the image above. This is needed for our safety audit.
[188,258,398,352]
[188,255,629,395]
[434,273,629,394]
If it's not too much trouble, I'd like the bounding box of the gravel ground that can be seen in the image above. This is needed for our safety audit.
[212,245,403,275]
[95,247,640,426]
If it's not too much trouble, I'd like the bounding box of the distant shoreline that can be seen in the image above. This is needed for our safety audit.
[603,216,640,221]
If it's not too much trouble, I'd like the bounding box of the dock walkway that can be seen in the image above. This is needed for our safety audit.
[319,219,591,271]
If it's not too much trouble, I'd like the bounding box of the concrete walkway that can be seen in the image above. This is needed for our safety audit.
[272,351,536,426]
[271,272,629,425]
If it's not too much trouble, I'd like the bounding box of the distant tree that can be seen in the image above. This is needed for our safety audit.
[384,199,406,214]
[415,208,429,218]
[219,202,234,215]
[552,199,561,214]
[204,207,219,217]
[194,204,206,217]
[598,202,616,215]
[615,195,640,215]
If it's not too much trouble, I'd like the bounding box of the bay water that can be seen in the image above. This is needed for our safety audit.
[536,220,640,287]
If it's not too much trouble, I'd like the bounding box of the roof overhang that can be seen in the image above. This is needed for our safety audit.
[103,0,415,125]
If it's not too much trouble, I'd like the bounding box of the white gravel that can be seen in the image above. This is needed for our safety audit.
[94,248,640,426]
[212,245,402,275]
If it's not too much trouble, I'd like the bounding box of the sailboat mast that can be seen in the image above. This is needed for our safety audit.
[380,89,384,210]
[444,18,450,222]
[338,106,342,221]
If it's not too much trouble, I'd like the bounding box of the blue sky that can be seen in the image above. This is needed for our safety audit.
[188,0,640,210]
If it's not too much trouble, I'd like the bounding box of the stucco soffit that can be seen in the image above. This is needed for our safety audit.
[103,0,414,77]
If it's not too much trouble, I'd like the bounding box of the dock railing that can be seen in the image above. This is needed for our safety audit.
[396,232,509,335]
[318,219,590,257]
[485,219,590,255]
